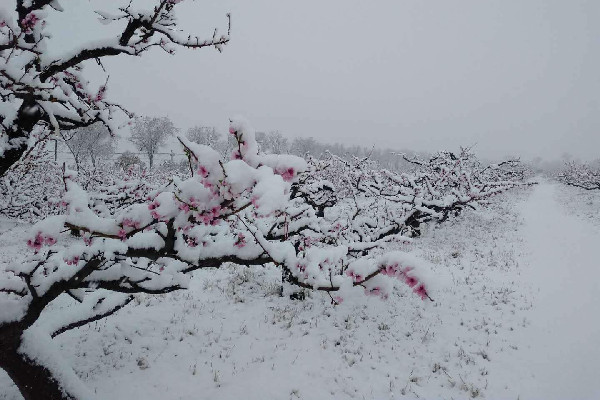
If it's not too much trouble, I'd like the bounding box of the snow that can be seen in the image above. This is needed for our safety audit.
[488,181,600,400]
[2,181,600,399]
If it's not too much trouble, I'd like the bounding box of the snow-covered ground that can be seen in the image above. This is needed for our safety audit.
[2,182,599,400]
[493,182,600,400]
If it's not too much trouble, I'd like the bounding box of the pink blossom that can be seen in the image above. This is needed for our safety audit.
[148,201,160,210]
[381,263,398,276]
[199,214,212,225]
[117,229,127,240]
[413,284,429,300]
[404,275,418,287]
[198,165,209,178]
[202,180,213,190]
[21,12,39,32]
[151,210,161,220]
[26,232,44,252]
[44,236,56,246]
[346,270,363,282]
[229,126,236,135]
[280,167,295,182]
[178,202,190,212]
[65,256,80,266]
[231,150,241,160]
[94,86,106,102]
[333,295,344,304]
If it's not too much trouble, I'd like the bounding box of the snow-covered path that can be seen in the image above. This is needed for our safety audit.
[504,182,600,400]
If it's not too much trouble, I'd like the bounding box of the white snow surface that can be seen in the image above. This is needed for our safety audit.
[488,181,600,400]
[1,182,600,399]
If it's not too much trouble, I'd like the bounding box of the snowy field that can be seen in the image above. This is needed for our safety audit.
[2,181,598,400]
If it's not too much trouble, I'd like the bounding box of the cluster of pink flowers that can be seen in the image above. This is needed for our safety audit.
[94,85,106,102]
[21,12,39,32]
[198,165,209,178]
[148,200,164,220]
[296,263,307,272]
[117,229,127,240]
[413,283,429,300]
[380,263,429,300]
[82,233,92,246]
[298,236,316,251]
[65,256,80,266]
[195,206,221,225]
[201,179,218,196]
[275,167,295,182]
[346,270,364,282]
[26,232,56,252]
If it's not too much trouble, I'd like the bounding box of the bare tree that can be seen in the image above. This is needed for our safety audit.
[290,137,318,157]
[129,116,177,168]
[62,124,115,170]
[266,131,290,154]
[116,150,144,171]
[186,125,221,146]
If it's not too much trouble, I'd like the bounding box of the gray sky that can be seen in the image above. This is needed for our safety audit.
[50,0,599,161]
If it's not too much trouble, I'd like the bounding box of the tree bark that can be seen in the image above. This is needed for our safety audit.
[0,100,43,177]
[0,325,75,400]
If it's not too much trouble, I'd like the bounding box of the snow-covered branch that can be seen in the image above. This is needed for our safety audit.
[558,161,600,191]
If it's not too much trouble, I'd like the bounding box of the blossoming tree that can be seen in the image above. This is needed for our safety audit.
[0,119,435,400]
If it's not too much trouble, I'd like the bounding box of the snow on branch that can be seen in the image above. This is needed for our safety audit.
[558,161,600,191]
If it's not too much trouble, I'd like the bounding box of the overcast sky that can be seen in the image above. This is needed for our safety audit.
[49,0,599,161]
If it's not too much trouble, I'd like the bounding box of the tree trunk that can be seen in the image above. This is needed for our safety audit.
[0,100,43,177]
[0,326,75,400]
